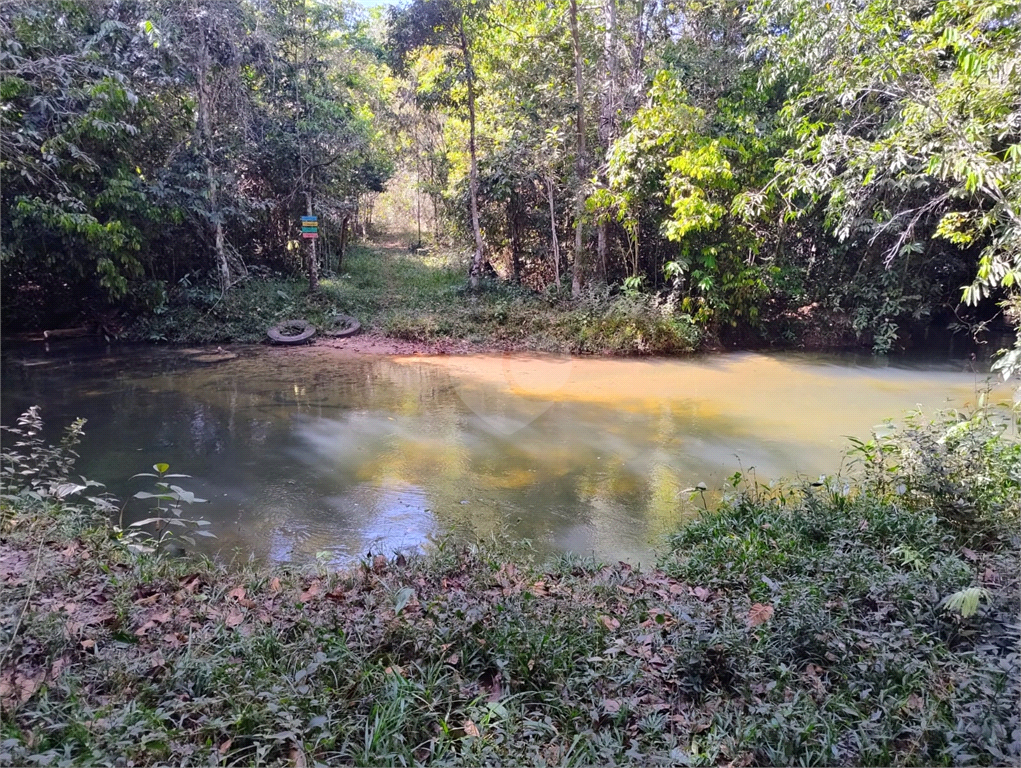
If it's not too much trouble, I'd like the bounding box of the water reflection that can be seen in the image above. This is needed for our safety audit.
[1,343,1007,565]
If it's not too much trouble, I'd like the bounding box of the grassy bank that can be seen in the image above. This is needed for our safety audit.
[127,241,701,354]
[1,408,1018,766]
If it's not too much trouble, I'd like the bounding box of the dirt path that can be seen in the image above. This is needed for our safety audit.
[317,237,497,356]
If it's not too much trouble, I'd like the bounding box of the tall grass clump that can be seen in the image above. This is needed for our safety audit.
[662,405,1020,765]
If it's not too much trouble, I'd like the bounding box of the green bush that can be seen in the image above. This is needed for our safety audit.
[662,406,1020,765]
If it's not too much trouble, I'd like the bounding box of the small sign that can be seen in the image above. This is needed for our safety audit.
[300,215,318,239]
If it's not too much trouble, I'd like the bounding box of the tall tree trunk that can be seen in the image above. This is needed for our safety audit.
[509,192,521,283]
[546,176,561,290]
[460,21,486,290]
[305,190,318,292]
[339,215,348,270]
[197,16,230,291]
[416,177,422,248]
[415,128,423,248]
[596,0,618,284]
[569,0,586,298]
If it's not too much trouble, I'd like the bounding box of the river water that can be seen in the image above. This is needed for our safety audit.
[1,344,1008,565]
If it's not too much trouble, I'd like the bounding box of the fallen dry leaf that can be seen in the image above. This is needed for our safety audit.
[600,615,620,631]
[804,663,826,696]
[48,658,69,682]
[227,586,246,601]
[134,593,159,606]
[299,581,320,603]
[219,739,232,755]
[445,653,460,666]
[602,698,621,714]
[747,603,774,628]
[162,632,185,648]
[269,577,281,593]
[60,541,80,558]
[0,670,44,707]
[225,608,244,628]
[482,671,502,702]
[691,586,712,601]
[80,639,96,651]
[463,719,480,738]
[496,562,522,595]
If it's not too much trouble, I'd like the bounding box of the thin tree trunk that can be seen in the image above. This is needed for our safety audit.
[305,190,318,292]
[297,10,316,292]
[339,215,348,270]
[596,0,618,284]
[546,176,561,290]
[509,194,521,283]
[569,0,586,298]
[197,16,230,291]
[460,21,486,290]
[415,129,423,248]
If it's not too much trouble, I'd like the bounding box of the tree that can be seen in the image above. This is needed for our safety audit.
[388,0,490,288]
[0,0,157,307]
[568,0,588,297]
[151,0,254,291]
[752,0,1021,356]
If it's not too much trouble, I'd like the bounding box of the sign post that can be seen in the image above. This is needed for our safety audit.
[300,215,318,239]
[301,213,319,290]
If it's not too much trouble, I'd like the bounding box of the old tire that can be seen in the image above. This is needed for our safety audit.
[267,319,316,345]
[323,313,362,338]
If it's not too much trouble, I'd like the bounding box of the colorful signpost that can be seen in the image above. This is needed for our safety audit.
[301,215,318,239]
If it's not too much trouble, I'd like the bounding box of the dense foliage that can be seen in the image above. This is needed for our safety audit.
[382,0,1021,353]
[1,0,390,329]
[2,0,1019,357]
[1,406,1018,765]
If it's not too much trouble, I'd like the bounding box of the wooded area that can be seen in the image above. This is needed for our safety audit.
[2,0,1019,360]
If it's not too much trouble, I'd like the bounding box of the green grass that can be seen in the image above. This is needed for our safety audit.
[127,242,701,353]
[1,408,1018,766]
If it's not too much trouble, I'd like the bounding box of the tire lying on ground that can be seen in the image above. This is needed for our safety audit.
[323,313,362,338]
[267,319,317,345]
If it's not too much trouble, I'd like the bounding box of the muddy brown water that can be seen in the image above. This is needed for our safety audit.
[1,343,1010,565]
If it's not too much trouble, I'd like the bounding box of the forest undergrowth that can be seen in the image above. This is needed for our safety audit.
[128,238,703,355]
